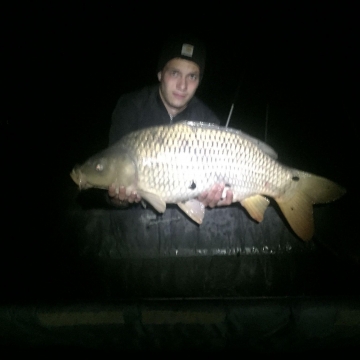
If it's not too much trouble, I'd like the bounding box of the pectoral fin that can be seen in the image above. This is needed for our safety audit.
[241,195,270,222]
[139,190,166,213]
[177,199,205,224]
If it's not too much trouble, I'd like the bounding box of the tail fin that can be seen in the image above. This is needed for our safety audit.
[276,171,346,241]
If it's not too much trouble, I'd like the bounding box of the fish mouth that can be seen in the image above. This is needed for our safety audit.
[70,167,90,190]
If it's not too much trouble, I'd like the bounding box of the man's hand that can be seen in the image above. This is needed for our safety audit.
[108,183,233,208]
[108,185,141,207]
[197,183,233,208]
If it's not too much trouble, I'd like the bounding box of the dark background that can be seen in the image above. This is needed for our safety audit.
[2,2,358,301]
[3,2,357,176]
[1,2,359,353]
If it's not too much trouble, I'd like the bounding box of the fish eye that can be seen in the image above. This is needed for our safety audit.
[95,163,103,171]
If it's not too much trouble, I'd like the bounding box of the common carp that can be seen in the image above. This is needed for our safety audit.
[70,121,346,241]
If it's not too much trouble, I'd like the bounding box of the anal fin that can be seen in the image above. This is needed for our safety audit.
[240,195,270,222]
[177,199,205,224]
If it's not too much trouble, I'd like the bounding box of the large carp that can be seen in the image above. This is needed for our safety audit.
[70,121,346,241]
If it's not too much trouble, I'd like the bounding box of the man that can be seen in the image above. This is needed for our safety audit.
[108,35,233,209]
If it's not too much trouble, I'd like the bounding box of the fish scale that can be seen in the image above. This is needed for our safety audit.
[70,121,346,241]
[121,122,291,202]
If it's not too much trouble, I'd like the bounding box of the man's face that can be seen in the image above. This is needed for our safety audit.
[158,58,200,115]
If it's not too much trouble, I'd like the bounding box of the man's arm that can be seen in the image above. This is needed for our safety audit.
[108,183,233,208]
[107,93,142,207]
[109,94,140,146]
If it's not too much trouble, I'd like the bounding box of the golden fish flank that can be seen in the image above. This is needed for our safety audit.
[70,121,346,241]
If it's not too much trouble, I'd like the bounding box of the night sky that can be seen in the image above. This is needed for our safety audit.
[1,3,358,302]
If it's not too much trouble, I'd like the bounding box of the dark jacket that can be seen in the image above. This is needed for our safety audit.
[109,84,220,146]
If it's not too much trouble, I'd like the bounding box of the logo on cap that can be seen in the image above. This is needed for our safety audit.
[181,43,194,58]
